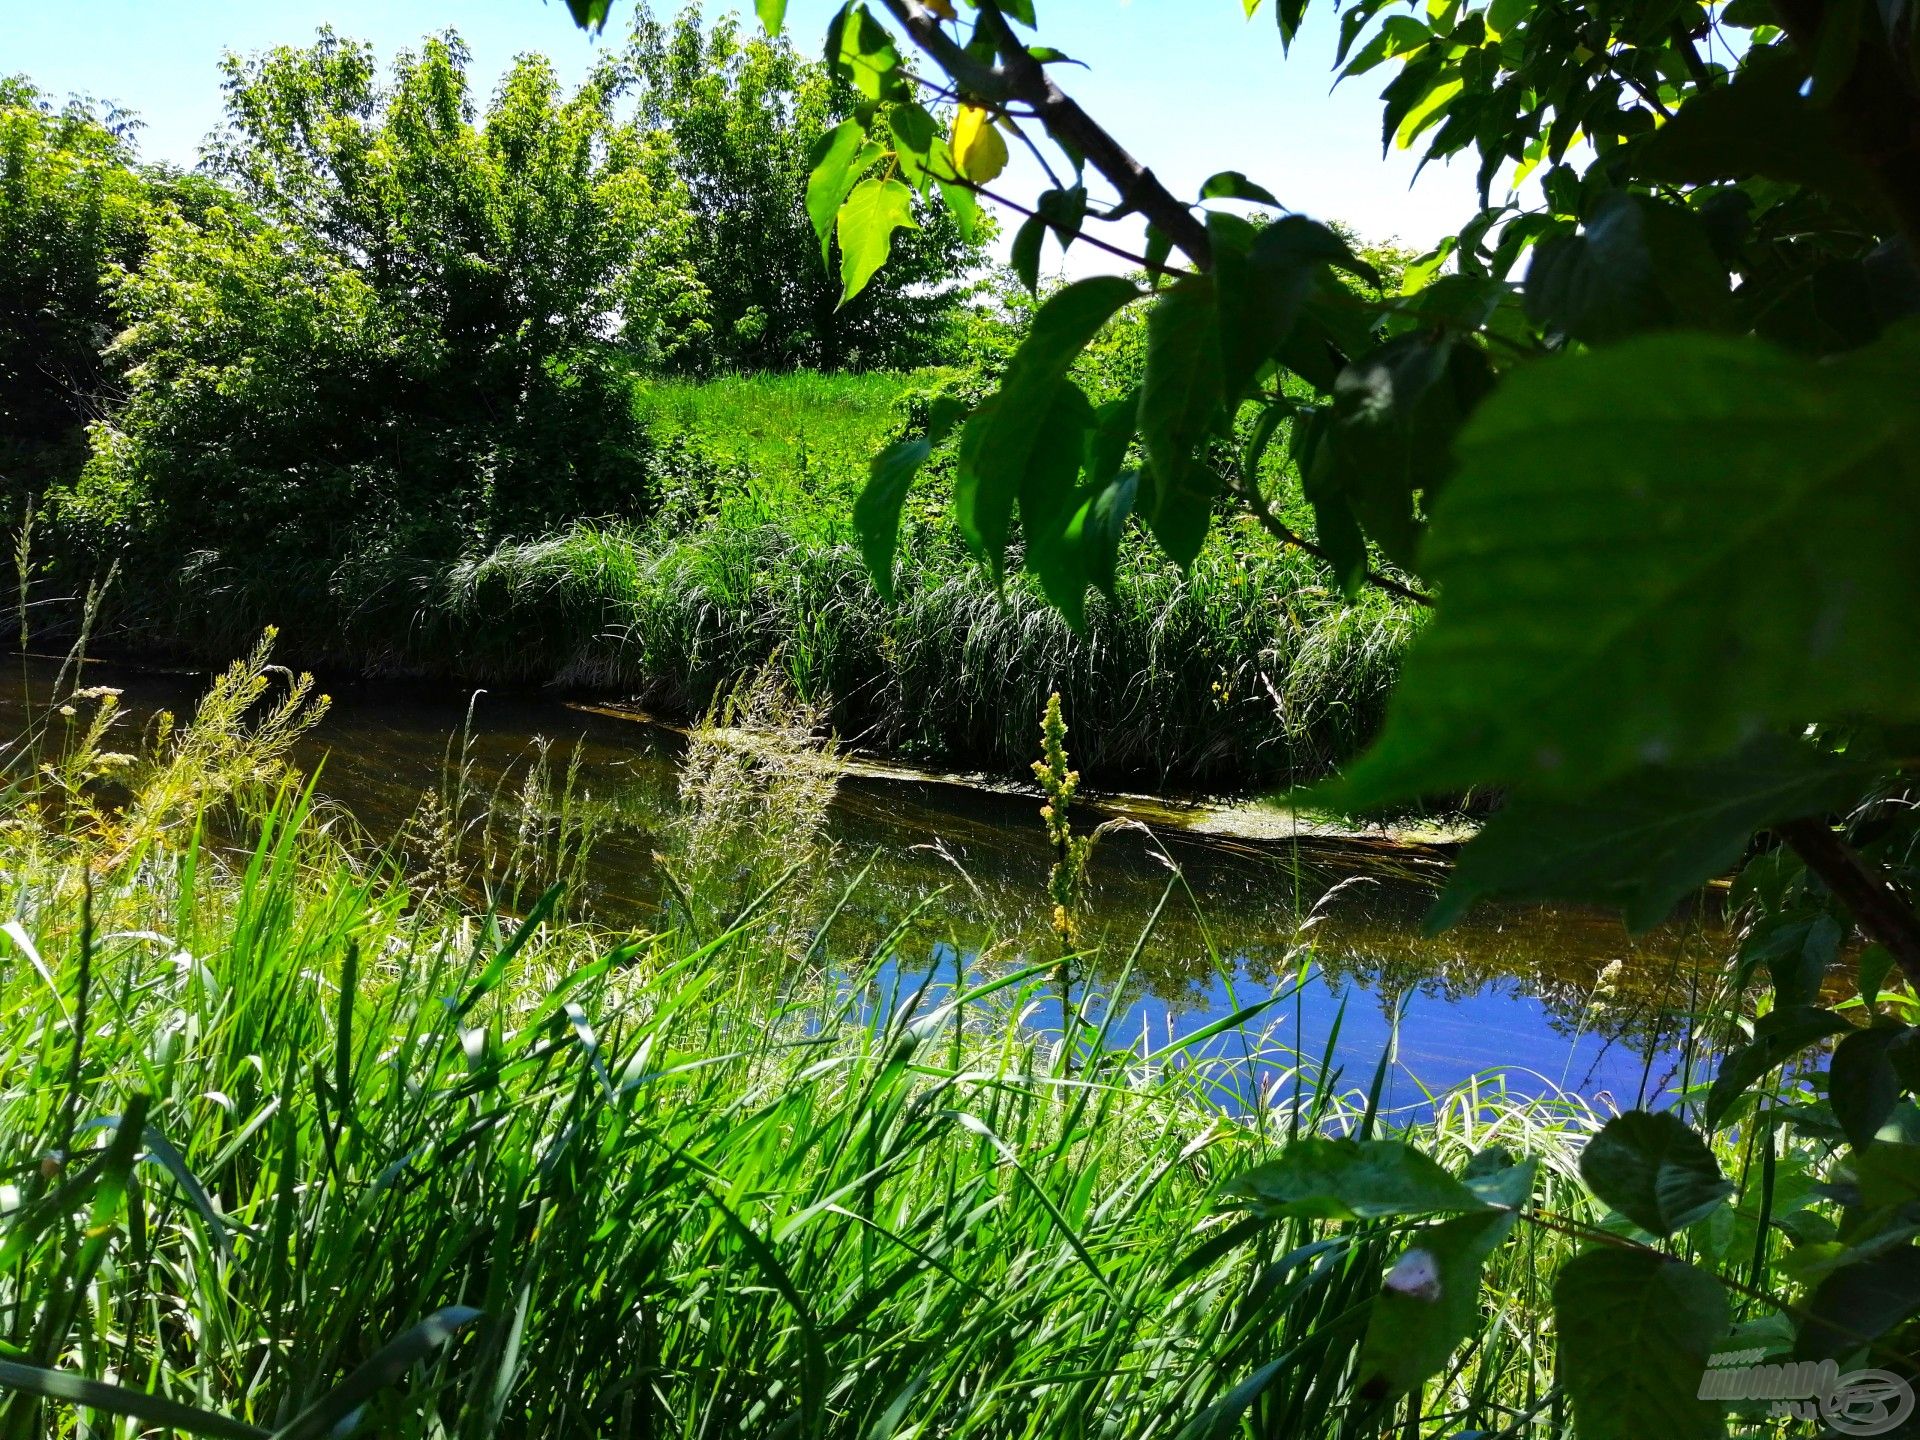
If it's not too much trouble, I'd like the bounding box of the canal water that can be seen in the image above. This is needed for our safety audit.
[8,655,1722,1117]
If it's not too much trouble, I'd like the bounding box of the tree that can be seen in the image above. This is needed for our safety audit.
[63,29,707,630]
[556,1,1920,1433]
[0,81,205,456]
[623,3,984,371]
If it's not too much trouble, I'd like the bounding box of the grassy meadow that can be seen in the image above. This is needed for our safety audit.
[0,642,1842,1440]
[0,644,1581,1440]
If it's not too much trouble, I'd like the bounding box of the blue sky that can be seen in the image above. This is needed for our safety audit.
[2,0,1483,273]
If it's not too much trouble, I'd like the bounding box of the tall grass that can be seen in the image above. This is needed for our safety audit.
[64,370,1415,792]
[0,643,1608,1439]
[425,513,1412,791]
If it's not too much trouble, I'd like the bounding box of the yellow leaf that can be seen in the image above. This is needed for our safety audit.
[924,0,958,17]
[951,104,1009,184]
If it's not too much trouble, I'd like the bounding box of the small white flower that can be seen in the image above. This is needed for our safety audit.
[1383,1247,1442,1303]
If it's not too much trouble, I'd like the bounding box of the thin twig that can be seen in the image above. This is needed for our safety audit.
[876,0,1213,269]
[960,178,1187,278]
[1233,477,1435,608]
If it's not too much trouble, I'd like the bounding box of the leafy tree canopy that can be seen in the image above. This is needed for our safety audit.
[0,79,215,446]
[551,0,1920,1432]
[27,8,987,638]
[626,2,985,371]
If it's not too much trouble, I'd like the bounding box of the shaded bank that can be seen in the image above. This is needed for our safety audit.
[54,373,1416,792]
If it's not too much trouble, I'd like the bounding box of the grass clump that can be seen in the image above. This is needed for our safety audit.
[53,369,1414,794]
[0,643,1616,1440]
[422,505,1413,792]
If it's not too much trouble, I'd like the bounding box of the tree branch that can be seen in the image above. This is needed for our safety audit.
[882,0,1438,609]
[958,178,1185,278]
[1233,477,1435,608]
[877,0,1214,270]
[1776,816,1920,988]
[1770,0,1920,250]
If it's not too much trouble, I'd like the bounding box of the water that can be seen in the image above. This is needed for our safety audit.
[10,655,1721,1115]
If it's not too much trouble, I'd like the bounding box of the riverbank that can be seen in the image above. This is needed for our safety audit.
[0,646,1713,1104]
[44,372,1416,793]
[0,646,1608,1439]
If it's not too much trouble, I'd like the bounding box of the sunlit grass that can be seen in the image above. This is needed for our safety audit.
[0,645,1592,1440]
[430,509,1414,791]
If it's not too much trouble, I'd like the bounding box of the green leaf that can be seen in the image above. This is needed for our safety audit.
[1793,1246,1920,1363]
[1084,388,1138,487]
[1200,170,1281,207]
[836,178,917,306]
[1705,1007,1851,1130]
[1554,1249,1731,1440]
[932,146,982,240]
[1015,384,1099,627]
[1524,192,1732,344]
[1855,1138,1920,1207]
[0,1360,267,1440]
[1071,468,1138,601]
[1380,54,1447,154]
[806,122,875,264]
[563,0,614,33]
[1226,1138,1490,1222]
[1037,185,1089,247]
[827,3,908,104]
[1272,0,1311,50]
[1430,738,1871,932]
[754,0,788,32]
[1307,334,1493,573]
[887,103,938,189]
[1579,1111,1733,1237]
[1138,276,1227,567]
[1830,1025,1916,1149]
[1011,213,1047,293]
[1331,325,1920,810]
[1211,215,1351,405]
[1289,409,1370,595]
[1485,0,1532,38]
[1744,910,1843,1009]
[1462,1149,1538,1208]
[1860,944,1897,1010]
[1358,1204,1524,1402]
[855,439,932,599]
[954,276,1142,571]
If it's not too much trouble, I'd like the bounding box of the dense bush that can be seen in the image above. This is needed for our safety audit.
[51,31,702,604]
[7,14,984,644]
